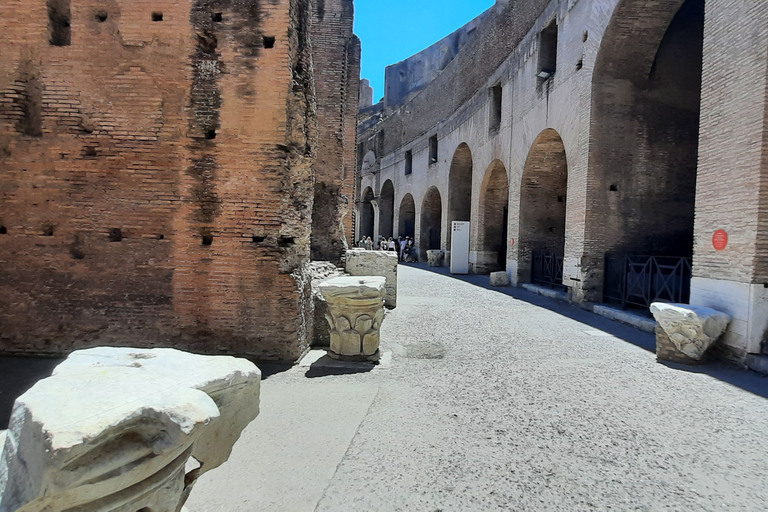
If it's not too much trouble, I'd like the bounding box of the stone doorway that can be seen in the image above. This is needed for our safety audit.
[419,186,443,261]
[475,160,509,274]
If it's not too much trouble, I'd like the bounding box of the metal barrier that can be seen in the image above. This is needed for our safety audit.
[604,254,692,310]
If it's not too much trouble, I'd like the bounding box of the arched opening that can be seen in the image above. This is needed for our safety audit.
[398,194,416,238]
[587,0,703,310]
[475,160,509,274]
[360,187,375,240]
[447,144,473,249]
[518,129,568,287]
[420,187,442,260]
[379,180,395,239]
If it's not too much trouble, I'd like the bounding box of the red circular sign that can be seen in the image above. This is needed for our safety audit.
[509,238,515,247]
[713,230,728,251]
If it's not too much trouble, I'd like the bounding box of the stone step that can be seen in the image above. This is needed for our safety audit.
[745,354,768,376]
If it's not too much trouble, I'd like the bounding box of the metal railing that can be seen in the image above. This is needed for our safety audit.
[603,254,692,311]
[531,251,565,289]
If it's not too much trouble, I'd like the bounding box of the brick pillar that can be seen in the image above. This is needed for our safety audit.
[689,0,768,359]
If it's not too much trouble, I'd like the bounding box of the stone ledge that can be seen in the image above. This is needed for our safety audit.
[522,284,569,302]
[592,305,656,333]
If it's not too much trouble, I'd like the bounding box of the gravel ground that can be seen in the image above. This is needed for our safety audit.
[194,264,768,511]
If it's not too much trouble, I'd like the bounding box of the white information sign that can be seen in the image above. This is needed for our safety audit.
[451,221,470,274]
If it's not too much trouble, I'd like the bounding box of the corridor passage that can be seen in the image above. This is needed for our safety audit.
[189,265,768,511]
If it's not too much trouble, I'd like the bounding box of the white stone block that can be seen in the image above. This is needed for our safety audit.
[0,347,261,512]
[345,249,398,308]
[489,271,510,287]
[650,303,732,360]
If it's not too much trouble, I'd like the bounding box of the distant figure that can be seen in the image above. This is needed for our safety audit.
[396,237,403,260]
[366,236,373,250]
[388,237,395,251]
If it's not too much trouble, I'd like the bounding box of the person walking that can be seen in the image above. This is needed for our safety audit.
[388,237,395,252]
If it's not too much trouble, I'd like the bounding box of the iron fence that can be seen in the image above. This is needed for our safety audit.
[531,251,565,289]
[603,254,692,311]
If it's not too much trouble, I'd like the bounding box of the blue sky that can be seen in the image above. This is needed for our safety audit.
[354,0,496,103]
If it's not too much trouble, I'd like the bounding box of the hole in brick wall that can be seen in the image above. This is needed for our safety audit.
[156,234,165,240]
[95,10,108,22]
[84,146,97,157]
[557,196,564,203]
[152,12,163,22]
[19,70,43,137]
[549,227,557,233]
[202,234,214,246]
[205,130,216,140]
[576,59,583,71]
[213,12,223,22]
[538,20,558,81]
[278,237,295,247]
[48,0,72,46]
[108,228,123,242]
[70,236,85,259]
[252,236,266,243]
[42,225,55,236]
[610,184,618,192]
[0,226,7,234]
[263,36,276,49]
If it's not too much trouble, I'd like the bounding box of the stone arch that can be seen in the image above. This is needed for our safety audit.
[518,129,568,286]
[379,180,395,239]
[420,186,443,260]
[447,143,473,248]
[398,193,416,239]
[360,187,375,240]
[585,0,703,305]
[475,160,509,274]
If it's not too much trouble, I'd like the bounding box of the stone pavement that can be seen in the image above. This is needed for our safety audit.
[187,264,768,511]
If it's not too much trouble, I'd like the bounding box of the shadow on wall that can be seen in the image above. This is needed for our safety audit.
[401,262,768,400]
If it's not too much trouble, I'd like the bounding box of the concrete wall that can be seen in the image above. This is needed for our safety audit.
[0,0,357,363]
[357,0,768,361]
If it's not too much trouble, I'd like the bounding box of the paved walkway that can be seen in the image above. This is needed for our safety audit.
[188,265,768,511]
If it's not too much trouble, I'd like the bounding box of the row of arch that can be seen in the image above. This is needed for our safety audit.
[358,130,567,280]
[359,0,703,300]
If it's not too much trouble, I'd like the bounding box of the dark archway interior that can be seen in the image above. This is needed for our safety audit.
[477,161,509,274]
[379,180,395,239]
[447,144,473,248]
[360,187,375,239]
[399,194,416,238]
[519,129,568,284]
[590,0,703,259]
[420,187,443,258]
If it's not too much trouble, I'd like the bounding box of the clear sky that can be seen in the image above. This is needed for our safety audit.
[354,0,496,103]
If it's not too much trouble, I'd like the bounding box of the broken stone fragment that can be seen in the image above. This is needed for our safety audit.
[650,303,731,362]
[0,347,261,512]
[427,250,443,267]
[319,276,387,361]
[345,249,398,308]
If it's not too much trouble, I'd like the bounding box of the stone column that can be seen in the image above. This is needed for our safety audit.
[319,276,386,361]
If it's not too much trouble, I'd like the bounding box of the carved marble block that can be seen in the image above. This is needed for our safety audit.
[650,302,731,363]
[427,250,444,267]
[0,347,261,512]
[319,276,387,361]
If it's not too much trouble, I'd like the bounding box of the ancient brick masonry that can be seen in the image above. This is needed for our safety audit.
[0,0,360,362]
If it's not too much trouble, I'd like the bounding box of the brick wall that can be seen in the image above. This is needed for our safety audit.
[0,0,353,362]
[310,0,359,263]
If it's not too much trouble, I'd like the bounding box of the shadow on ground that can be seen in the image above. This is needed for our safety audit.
[403,262,768,400]
[0,356,63,429]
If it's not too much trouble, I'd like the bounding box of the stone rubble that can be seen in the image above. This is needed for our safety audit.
[345,249,398,308]
[427,250,444,267]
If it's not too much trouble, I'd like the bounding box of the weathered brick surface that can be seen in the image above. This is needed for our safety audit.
[0,0,357,362]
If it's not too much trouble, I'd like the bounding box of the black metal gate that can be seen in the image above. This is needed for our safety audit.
[531,251,565,289]
[603,254,692,310]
